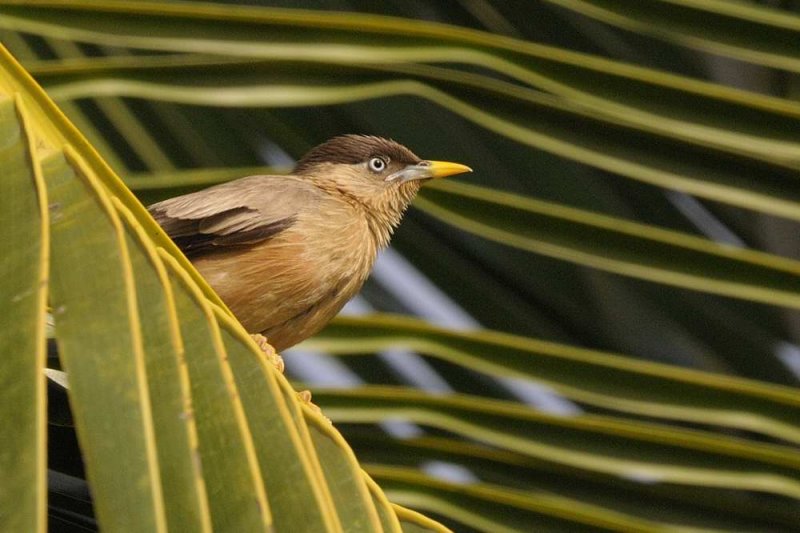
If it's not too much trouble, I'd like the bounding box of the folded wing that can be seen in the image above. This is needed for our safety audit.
[148,175,316,256]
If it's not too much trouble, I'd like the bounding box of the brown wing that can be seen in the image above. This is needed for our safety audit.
[148,174,317,257]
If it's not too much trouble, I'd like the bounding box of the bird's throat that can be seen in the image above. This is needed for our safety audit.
[365,181,421,249]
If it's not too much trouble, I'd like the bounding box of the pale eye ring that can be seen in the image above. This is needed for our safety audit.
[368,157,387,173]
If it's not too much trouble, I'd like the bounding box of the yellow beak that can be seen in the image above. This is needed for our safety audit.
[425,160,473,179]
[385,160,472,183]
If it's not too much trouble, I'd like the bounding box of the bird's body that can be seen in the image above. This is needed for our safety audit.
[149,135,470,351]
[168,173,387,351]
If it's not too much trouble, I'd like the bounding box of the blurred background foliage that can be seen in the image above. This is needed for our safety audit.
[4,0,800,531]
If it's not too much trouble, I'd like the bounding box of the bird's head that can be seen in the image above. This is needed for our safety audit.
[293,135,471,238]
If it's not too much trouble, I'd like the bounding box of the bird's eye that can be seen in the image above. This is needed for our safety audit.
[368,157,387,173]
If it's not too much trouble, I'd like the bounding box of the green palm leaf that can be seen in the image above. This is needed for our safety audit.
[2,1,799,531]
[0,43,441,532]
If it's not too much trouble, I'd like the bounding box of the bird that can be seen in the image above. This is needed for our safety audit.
[149,135,471,353]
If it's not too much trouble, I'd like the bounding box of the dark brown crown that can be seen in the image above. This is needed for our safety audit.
[293,135,421,174]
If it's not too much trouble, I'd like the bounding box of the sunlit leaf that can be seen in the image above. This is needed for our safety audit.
[0,94,48,533]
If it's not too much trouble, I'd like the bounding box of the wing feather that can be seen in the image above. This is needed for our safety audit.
[149,174,317,256]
